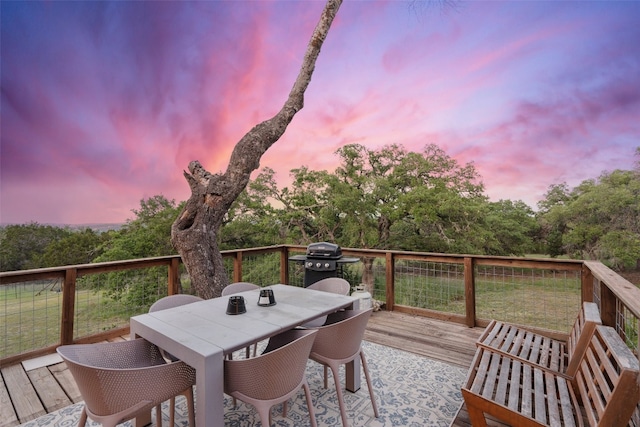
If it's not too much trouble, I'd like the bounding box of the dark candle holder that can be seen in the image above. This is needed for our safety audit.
[226,295,247,315]
[257,288,276,307]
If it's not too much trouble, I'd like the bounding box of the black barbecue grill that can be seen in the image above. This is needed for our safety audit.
[289,242,360,287]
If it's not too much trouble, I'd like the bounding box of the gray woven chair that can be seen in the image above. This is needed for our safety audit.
[307,277,351,295]
[221,282,260,296]
[309,308,379,427]
[302,277,351,328]
[149,294,203,313]
[224,328,319,427]
[149,294,203,426]
[57,338,196,427]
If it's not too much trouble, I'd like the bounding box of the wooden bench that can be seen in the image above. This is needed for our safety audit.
[461,325,640,427]
[477,302,601,377]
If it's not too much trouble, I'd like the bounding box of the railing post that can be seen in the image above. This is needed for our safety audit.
[581,264,594,303]
[599,278,617,328]
[280,247,289,285]
[168,258,180,295]
[60,268,77,345]
[464,257,476,328]
[385,252,395,311]
[233,251,242,283]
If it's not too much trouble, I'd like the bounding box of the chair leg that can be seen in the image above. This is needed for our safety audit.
[360,351,379,417]
[257,406,272,427]
[169,397,176,426]
[302,381,318,427]
[185,386,195,427]
[155,404,163,427]
[79,407,88,427]
[329,363,350,427]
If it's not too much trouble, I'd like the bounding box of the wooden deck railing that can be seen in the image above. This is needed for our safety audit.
[1,245,638,367]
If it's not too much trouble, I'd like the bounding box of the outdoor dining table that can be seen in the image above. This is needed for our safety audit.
[129,283,360,427]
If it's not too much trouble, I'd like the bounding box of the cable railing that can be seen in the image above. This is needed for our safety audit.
[1,245,638,367]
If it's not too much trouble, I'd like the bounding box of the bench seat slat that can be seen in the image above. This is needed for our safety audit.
[507,359,521,410]
[555,373,578,427]
[483,352,502,400]
[495,354,511,404]
[533,367,546,424]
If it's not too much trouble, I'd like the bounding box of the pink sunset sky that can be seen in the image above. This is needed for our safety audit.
[1,1,639,225]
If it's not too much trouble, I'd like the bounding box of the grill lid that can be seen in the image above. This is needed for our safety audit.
[306,242,342,259]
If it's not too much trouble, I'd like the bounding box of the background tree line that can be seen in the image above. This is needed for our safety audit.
[2,144,638,273]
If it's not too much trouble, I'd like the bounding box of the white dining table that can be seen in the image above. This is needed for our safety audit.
[130,283,360,427]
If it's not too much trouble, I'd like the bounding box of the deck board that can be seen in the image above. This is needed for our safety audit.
[48,362,82,404]
[2,310,508,427]
[2,364,46,424]
[26,366,72,413]
[0,372,19,427]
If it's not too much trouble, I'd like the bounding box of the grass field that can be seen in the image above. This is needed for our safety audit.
[370,261,583,332]
[1,282,153,358]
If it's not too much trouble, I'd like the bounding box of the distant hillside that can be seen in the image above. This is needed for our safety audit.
[68,223,124,232]
[0,223,124,232]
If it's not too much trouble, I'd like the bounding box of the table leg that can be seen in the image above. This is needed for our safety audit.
[196,353,225,427]
[345,298,362,392]
[345,359,361,392]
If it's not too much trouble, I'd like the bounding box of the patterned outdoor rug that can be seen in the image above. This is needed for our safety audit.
[19,341,466,426]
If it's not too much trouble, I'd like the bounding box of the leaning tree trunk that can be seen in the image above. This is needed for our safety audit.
[172,0,343,299]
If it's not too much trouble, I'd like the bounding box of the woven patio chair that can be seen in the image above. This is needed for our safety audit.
[222,282,260,296]
[308,308,379,427]
[302,277,351,328]
[307,277,351,295]
[224,328,319,427]
[57,338,196,427]
[149,294,203,312]
[149,294,202,426]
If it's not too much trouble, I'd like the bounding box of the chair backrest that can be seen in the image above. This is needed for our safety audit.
[307,277,351,295]
[224,329,318,400]
[149,294,203,312]
[311,309,373,361]
[565,302,602,376]
[57,339,192,418]
[572,325,639,427]
[221,282,260,296]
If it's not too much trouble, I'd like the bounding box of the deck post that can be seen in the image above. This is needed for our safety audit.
[280,247,289,285]
[581,264,594,303]
[386,251,395,311]
[233,251,242,283]
[168,258,180,295]
[60,268,77,345]
[599,278,617,328]
[464,257,476,328]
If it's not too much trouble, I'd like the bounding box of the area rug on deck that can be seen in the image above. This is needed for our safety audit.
[19,341,467,427]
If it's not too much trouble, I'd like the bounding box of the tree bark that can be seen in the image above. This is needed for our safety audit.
[172,0,343,299]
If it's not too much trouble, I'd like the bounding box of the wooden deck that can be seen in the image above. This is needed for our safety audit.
[1,310,508,427]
